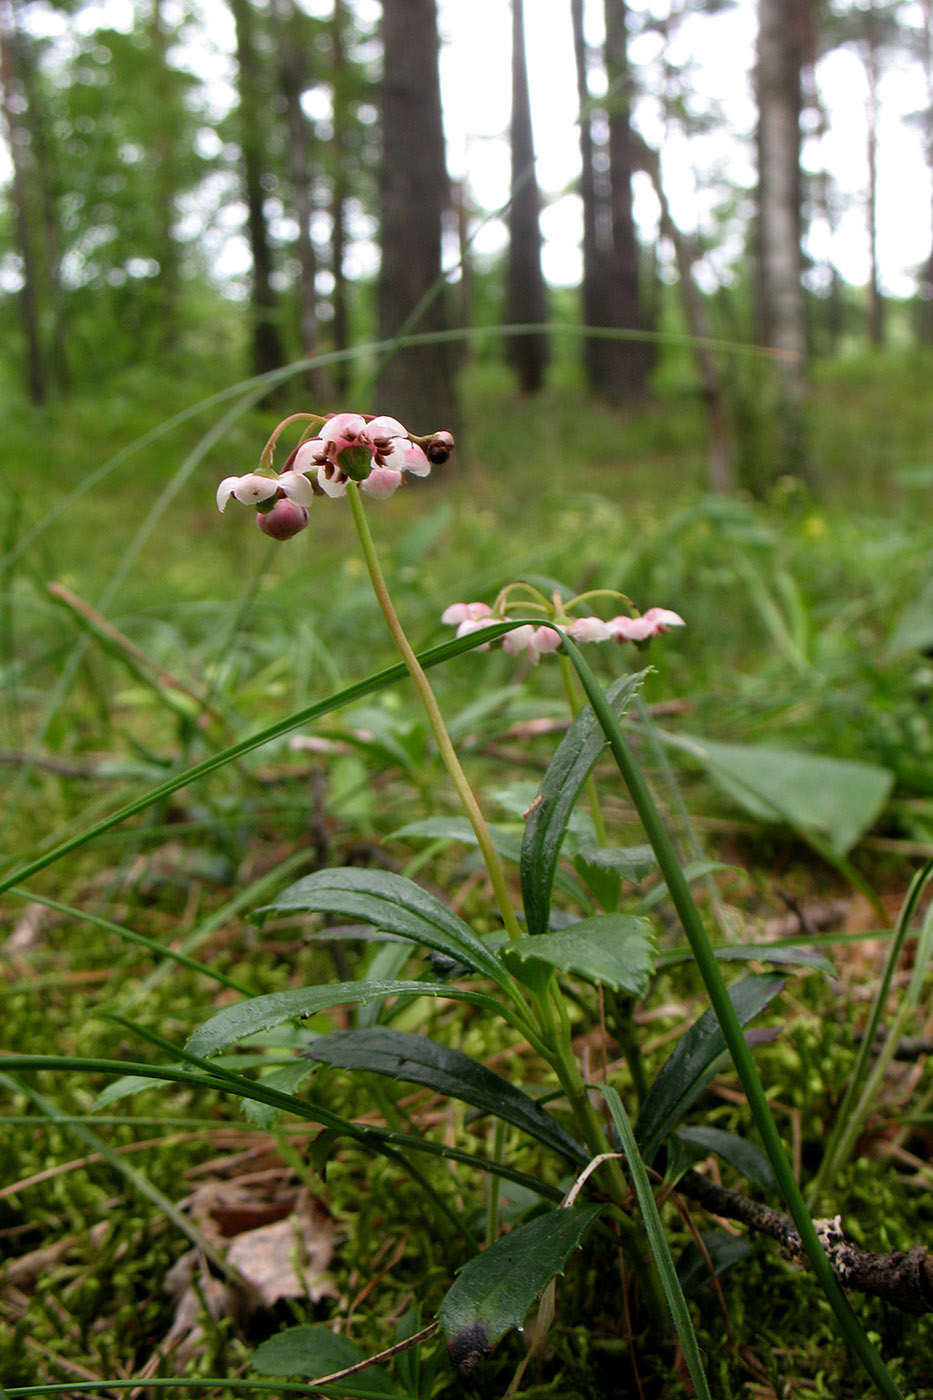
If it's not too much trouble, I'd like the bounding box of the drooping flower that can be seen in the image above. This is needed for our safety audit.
[441,596,685,663]
[217,411,453,540]
[216,470,313,513]
[609,608,685,643]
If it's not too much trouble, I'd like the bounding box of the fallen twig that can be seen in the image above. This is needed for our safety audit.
[679,1169,933,1315]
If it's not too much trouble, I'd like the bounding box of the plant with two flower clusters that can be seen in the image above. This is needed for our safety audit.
[44,407,906,1397]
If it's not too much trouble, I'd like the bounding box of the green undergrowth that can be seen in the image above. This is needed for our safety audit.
[3,350,933,1395]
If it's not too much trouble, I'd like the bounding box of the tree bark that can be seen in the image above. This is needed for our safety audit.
[638,139,734,491]
[571,0,609,392]
[0,0,45,402]
[273,0,327,396]
[603,0,649,401]
[755,0,812,485]
[505,0,548,393]
[229,0,285,380]
[375,0,458,434]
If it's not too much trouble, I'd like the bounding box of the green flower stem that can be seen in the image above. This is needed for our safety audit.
[561,637,904,1400]
[347,483,523,943]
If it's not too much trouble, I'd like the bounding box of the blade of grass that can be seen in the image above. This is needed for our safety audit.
[559,634,904,1400]
[596,1084,711,1400]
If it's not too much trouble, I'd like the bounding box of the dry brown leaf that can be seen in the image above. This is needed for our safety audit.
[226,1194,337,1307]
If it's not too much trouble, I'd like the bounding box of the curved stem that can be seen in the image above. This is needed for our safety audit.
[347,483,523,941]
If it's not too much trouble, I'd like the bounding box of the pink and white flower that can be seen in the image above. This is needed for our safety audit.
[216,470,313,513]
[609,607,685,643]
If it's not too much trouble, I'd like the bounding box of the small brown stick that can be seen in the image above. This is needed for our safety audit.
[300,1322,438,1389]
[679,1170,933,1315]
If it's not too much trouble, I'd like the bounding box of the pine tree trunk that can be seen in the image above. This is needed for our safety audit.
[375,0,458,434]
[273,0,326,395]
[230,0,285,379]
[603,0,649,401]
[755,0,811,486]
[0,0,44,402]
[330,0,351,398]
[505,0,548,393]
[571,0,609,392]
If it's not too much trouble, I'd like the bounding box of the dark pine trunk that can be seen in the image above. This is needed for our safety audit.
[505,0,548,393]
[375,0,458,434]
[230,0,285,379]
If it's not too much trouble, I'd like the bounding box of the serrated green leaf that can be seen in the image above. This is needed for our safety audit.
[438,1206,602,1349]
[635,974,786,1163]
[186,979,514,1060]
[251,1324,399,1394]
[501,914,655,995]
[256,868,510,989]
[520,672,647,936]
[305,1028,586,1164]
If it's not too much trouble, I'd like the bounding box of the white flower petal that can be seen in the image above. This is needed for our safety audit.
[278,471,314,507]
[232,474,279,505]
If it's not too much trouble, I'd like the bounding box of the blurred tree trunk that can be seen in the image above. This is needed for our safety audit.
[375,0,457,432]
[505,0,548,392]
[147,0,183,353]
[273,0,326,397]
[571,0,608,392]
[919,0,933,343]
[0,0,44,402]
[755,0,812,487]
[330,0,351,397]
[638,140,733,491]
[230,0,285,379]
[863,9,884,346]
[572,0,648,401]
[603,0,649,401]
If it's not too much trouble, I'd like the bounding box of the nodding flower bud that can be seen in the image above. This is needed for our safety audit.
[424,430,455,465]
[256,497,310,539]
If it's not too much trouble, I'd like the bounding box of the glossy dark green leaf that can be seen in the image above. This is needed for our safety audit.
[186,979,514,1060]
[306,1027,586,1164]
[251,1323,399,1395]
[635,974,786,1163]
[657,942,836,976]
[520,672,647,936]
[256,867,510,989]
[501,914,655,995]
[671,1125,776,1193]
[438,1206,602,1350]
[677,1231,757,1300]
[392,816,590,906]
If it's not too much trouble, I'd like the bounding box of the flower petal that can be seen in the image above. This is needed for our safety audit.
[360,466,403,498]
[366,415,408,444]
[278,470,314,508]
[292,439,325,475]
[441,601,493,625]
[565,616,612,644]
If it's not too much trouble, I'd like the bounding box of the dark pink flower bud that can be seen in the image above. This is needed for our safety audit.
[425,431,455,465]
[256,497,310,540]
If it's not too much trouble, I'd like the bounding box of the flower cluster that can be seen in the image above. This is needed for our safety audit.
[217,412,454,540]
[442,600,684,663]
